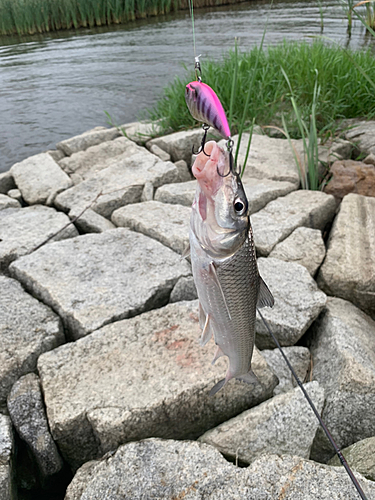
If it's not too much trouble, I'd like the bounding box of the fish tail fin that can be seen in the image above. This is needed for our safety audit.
[209,378,226,396]
[236,369,259,386]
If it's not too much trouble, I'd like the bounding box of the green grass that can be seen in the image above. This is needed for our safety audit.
[148,40,375,140]
[0,0,240,35]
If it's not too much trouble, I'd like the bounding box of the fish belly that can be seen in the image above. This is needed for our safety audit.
[190,230,259,380]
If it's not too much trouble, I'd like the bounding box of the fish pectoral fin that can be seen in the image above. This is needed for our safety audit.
[180,243,191,260]
[236,369,259,386]
[257,276,274,308]
[209,378,227,396]
[211,345,225,365]
[208,262,232,320]
[200,313,213,346]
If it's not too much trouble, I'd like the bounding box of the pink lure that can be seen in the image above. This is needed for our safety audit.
[185,81,231,140]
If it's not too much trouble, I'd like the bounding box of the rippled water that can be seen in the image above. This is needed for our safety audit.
[0,0,374,172]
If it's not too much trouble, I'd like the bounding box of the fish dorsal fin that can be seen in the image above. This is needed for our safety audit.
[257,276,274,308]
[200,311,213,346]
[208,262,232,320]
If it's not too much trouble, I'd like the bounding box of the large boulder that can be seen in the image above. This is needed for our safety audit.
[317,193,375,319]
[0,171,15,194]
[7,373,64,484]
[154,180,197,207]
[0,414,16,500]
[329,436,375,482]
[268,227,326,276]
[38,301,277,469]
[0,275,64,408]
[56,126,120,155]
[255,258,327,349]
[0,193,20,211]
[243,178,297,214]
[199,381,324,464]
[120,120,163,145]
[11,152,73,205]
[324,160,375,200]
[64,439,375,500]
[10,229,191,340]
[251,190,336,256]
[309,297,375,463]
[344,120,375,156]
[112,201,190,254]
[54,150,179,219]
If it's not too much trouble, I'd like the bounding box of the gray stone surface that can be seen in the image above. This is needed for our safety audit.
[243,178,297,215]
[148,128,219,165]
[344,120,375,155]
[364,152,375,166]
[59,136,138,181]
[11,229,191,340]
[220,134,300,185]
[251,190,336,256]
[268,227,326,276]
[7,373,64,481]
[0,275,64,408]
[7,188,22,203]
[64,439,375,500]
[55,151,179,219]
[169,276,197,303]
[0,172,15,194]
[46,149,65,162]
[0,194,20,211]
[154,180,197,206]
[121,120,163,145]
[0,414,15,500]
[140,181,154,202]
[309,297,375,463]
[0,205,78,272]
[174,159,193,182]
[38,300,277,469]
[112,201,190,254]
[318,193,375,319]
[11,152,73,205]
[261,346,311,395]
[69,206,115,233]
[200,381,324,464]
[56,127,120,155]
[148,143,171,162]
[256,258,327,349]
[329,436,375,481]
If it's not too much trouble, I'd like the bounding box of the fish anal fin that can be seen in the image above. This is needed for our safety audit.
[236,369,259,386]
[200,313,212,346]
[257,276,274,309]
[209,378,227,396]
[211,345,225,365]
[208,262,232,320]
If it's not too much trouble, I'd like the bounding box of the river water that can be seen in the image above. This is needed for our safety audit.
[0,0,374,172]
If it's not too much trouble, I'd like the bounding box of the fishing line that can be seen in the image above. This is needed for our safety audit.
[257,308,369,500]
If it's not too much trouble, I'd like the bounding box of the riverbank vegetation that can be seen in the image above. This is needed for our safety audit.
[0,0,245,35]
[149,41,375,141]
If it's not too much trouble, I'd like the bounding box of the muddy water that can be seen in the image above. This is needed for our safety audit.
[0,0,373,172]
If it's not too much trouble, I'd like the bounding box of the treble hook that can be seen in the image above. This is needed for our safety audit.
[192,123,210,156]
[217,138,235,177]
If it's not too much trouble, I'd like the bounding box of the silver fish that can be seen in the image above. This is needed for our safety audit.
[190,140,274,395]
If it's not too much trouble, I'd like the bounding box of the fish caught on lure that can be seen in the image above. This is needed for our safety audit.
[189,140,274,396]
[185,81,231,141]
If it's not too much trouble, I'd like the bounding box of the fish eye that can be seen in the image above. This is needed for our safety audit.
[234,198,247,215]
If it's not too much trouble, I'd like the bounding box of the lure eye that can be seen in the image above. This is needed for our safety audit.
[234,198,247,216]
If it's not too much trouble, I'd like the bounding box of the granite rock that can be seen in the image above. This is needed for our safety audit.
[0,414,15,500]
[256,258,327,349]
[0,172,15,194]
[55,151,179,219]
[0,275,64,408]
[324,160,375,200]
[174,159,193,182]
[200,381,324,464]
[68,206,115,233]
[10,229,191,340]
[121,120,163,145]
[11,153,73,205]
[317,193,375,319]
[243,178,297,215]
[64,439,375,500]
[148,144,171,162]
[268,227,326,276]
[0,193,20,211]
[309,297,375,463]
[0,205,78,272]
[112,201,190,254]
[329,436,375,481]
[364,153,375,166]
[38,301,277,469]
[56,127,120,155]
[251,190,336,256]
[261,346,311,395]
[169,276,197,303]
[154,180,197,206]
[344,120,375,156]
[7,188,22,203]
[7,373,64,482]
